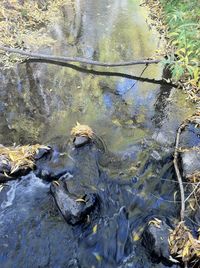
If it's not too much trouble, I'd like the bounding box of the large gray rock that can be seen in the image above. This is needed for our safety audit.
[179,122,200,178]
[181,150,200,178]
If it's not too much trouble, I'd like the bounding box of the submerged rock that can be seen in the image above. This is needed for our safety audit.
[78,206,131,266]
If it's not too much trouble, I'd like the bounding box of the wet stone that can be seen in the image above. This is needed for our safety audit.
[181,150,200,178]
[50,179,99,225]
[179,123,200,148]
[33,146,52,160]
[142,219,173,265]
[0,155,11,174]
[73,136,90,148]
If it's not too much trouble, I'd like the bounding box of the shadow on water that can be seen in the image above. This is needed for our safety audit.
[0,0,196,267]
[26,59,176,87]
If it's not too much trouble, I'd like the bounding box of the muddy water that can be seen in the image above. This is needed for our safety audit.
[0,0,195,268]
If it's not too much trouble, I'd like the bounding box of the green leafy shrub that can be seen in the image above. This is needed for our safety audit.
[160,0,200,90]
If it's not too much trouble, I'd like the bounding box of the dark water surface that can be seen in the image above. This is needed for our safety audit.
[0,0,195,267]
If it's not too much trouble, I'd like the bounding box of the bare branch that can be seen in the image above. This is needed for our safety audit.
[0,45,161,67]
[173,122,188,221]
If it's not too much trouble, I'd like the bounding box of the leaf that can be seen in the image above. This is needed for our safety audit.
[75,198,86,203]
[0,184,4,192]
[3,172,11,178]
[93,252,102,262]
[169,256,180,263]
[132,232,140,241]
[148,218,162,228]
[52,181,60,186]
[182,241,190,258]
[92,224,98,234]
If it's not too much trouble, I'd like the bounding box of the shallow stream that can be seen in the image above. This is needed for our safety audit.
[0,0,195,267]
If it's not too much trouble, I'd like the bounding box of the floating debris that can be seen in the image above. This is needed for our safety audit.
[0,184,4,192]
[0,144,49,175]
[75,198,86,203]
[148,218,162,229]
[71,122,94,139]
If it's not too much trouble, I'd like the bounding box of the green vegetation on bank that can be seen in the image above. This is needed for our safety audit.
[160,0,200,94]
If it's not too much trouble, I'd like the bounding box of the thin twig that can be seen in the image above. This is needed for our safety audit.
[173,122,188,221]
[0,45,161,67]
[161,178,200,185]
[126,64,149,91]
[150,193,181,203]
[184,182,200,203]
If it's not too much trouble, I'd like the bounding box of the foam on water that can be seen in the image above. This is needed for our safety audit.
[1,172,49,210]
[1,180,19,209]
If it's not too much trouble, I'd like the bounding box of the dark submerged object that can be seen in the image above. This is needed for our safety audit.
[78,206,131,266]
[46,136,101,225]
[50,175,99,225]
[142,218,175,266]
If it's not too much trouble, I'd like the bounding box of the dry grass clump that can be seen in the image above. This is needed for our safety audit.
[187,172,200,184]
[0,144,49,174]
[71,122,94,139]
[169,222,200,264]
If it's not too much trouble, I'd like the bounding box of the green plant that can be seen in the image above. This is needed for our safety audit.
[161,0,200,90]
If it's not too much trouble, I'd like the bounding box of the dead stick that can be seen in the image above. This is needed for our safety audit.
[0,45,161,67]
[173,122,188,221]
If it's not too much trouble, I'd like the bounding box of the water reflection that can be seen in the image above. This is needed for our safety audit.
[0,1,196,267]
[0,0,171,148]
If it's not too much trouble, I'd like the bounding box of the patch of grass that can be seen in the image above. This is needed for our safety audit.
[160,0,200,95]
[0,0,67,67]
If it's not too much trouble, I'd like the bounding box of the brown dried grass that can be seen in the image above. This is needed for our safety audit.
[0,144,49,174]
[71,122,94,139]
[169,222,200,263]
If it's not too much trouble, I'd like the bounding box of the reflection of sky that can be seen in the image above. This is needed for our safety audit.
[116,78,157,108]
[103,93,113,109]
[116,78,136,95]
[83,46,95,59]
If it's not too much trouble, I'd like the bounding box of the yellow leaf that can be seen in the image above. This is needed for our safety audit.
[132,232,140,241]
[75,198,86,203]
[53,181,60,186]
[93,252,102,262]
[182,242,189,257]
[148,218,161,228]
[92,224,98,234]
